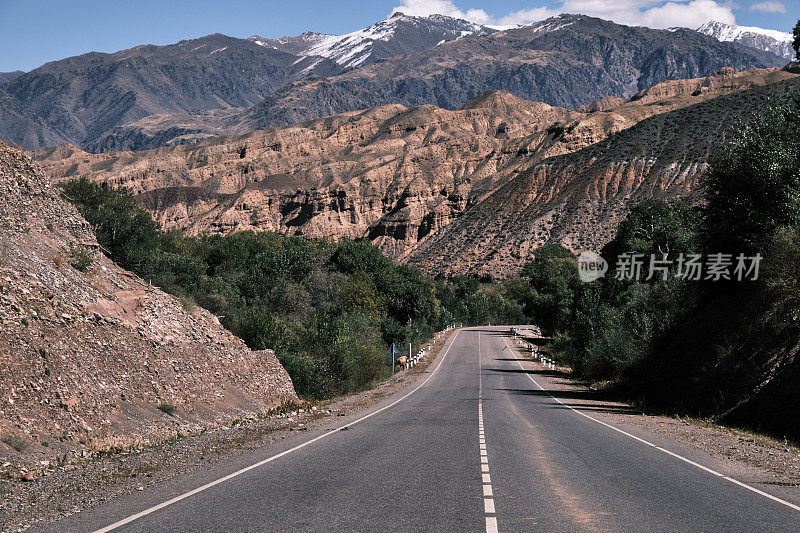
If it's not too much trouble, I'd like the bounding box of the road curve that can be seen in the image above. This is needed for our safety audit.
[41,327,800,532]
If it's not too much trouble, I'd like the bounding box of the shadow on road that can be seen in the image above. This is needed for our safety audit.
[486,366,563,378]
[496,387,640,415]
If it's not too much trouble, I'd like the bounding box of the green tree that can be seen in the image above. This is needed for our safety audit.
[61,178,160,268]
[520,244,579,335]
[340,272,386,325]
[793,19,799,60]
[601,199,700,262]
[702,104,800,255]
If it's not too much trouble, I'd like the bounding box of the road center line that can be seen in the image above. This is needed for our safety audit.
[91,331,464,533]
[502,335,800,514]
[479,331,499,533]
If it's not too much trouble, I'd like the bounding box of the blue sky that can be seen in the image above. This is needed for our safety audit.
[0,0,796,72]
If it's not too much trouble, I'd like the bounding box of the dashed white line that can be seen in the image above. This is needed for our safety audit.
[90,331,464,533]
[502,335,800,514]
[479,332,498,533]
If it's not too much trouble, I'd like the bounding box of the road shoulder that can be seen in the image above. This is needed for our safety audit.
[504,334,800,503]
[1,329,459,533]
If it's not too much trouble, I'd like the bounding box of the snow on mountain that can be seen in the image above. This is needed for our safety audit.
[250,13,494,69]
[697,21,794,60]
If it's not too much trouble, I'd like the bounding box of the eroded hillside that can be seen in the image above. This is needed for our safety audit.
[0,143,296,469]
[33,66,800,278]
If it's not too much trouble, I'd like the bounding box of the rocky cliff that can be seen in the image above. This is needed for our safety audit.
[32,67,800,279]
[0,142,296,469]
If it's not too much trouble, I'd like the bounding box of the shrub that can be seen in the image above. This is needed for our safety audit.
[156,402,177,416]
[67,242,94,272]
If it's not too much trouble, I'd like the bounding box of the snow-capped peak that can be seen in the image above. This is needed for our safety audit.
[524,14,579,34]
[249,13,494,69]
[698,21,792,43]
[696,21,794,60]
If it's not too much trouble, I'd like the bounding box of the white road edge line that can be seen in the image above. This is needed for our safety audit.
[502,335,800,514]
[92,331,464,533]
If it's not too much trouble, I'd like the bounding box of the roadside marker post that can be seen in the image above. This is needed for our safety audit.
[389,343,399,380]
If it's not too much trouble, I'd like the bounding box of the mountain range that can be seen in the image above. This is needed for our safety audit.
[697,20,795,60]
[249,12,495,69]
[33,65,800,278]
[0,14,789,152]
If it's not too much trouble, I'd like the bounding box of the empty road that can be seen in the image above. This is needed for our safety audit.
[44,328,800,532]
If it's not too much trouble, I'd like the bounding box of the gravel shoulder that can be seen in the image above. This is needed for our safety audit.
[1,330,456,533]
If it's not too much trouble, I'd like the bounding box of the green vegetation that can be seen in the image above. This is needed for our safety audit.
[67,242,94,272]
[156,402,177,416]
[61,180,524,399]
[525,98,800,439]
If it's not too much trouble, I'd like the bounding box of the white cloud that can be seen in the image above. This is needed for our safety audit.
[749,1,786,13]
[390,0,737,30]
[638,0,737,28]
[497,7,561,27]
[391,0,552,27]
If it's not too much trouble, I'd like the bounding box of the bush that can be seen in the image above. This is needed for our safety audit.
[156,402,176,416]
[67,242,94,272]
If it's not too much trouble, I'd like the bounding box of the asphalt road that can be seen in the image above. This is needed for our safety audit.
[43,327,800,532]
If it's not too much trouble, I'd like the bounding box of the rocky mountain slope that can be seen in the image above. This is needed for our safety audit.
[0,142,296,469]
[33,66,800,278]
[0,34,344,151]
[87,14,787,152]
[0,71,24,86]
[2,15,785,154]
[250,12,494,69]
[697,21,795,60]
[407,69,800,277]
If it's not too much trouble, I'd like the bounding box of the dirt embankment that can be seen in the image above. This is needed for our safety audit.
[0,322,456,533]
[0,142,297,478]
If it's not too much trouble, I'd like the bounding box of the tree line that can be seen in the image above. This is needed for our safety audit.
[526,96,800,439]
[61,179,526,398]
